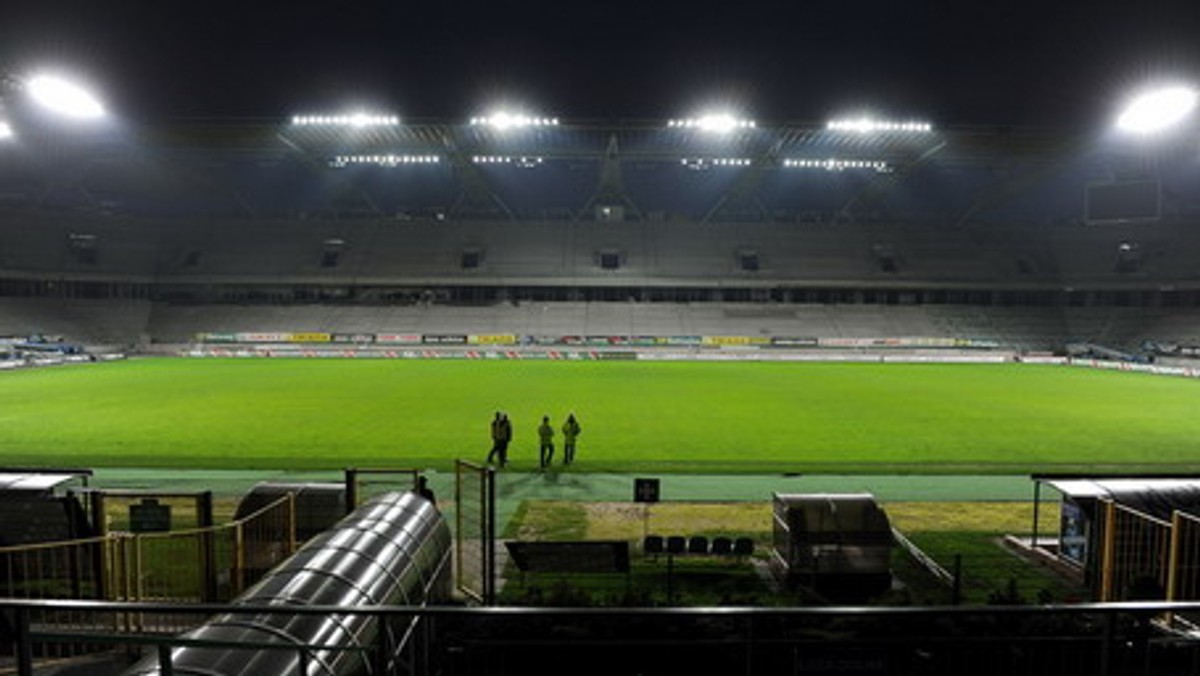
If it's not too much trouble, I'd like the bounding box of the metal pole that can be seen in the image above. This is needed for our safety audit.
[483,466,496,606]
[157,644,175,676]
[344,468,358,515]
[1167,511,1182,602]
[1099,611,1113,676]
[233,522,246,595]
[1100,500,1118,602]
[198,491,217,602]
[952,554,962,605]
[454,462,464,598]
[15,607,32,676]
[286,492,298,555]
[1031,480,1041,549]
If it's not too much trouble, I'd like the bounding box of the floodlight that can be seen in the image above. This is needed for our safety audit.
[471,111,558,130]
[1116,86,1198,134]
[668,114,755,133]
[472,155,544,167]
[330,154,440,168]
[826,117,932,133]
[291,113,400,127]
[784,157,891,173]
[26,75,105,119]
[0,121,12,141]
[680,157,752,170]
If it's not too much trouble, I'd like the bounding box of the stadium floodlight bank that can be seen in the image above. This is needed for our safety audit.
[470,112,559,129]
[1115,86,1198,134]
[329,154,440,167]
[667,114,756,132]
[24,74,106,120]
[290,113,401,127]
[783,157,891,172]
[826,117,932,133]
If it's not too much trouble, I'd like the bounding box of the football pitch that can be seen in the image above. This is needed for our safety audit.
[1,357,1199,474]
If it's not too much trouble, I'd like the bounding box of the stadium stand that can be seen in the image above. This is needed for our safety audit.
[2,119,1200,358]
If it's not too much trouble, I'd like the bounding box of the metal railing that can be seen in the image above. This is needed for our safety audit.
[0,494,294,607]
[6,599,1200,676]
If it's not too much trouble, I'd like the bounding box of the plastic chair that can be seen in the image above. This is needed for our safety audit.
[687,535,709,554]
[666,535,686,554]
[643,535,664,555]
[711,537,733,555]
[733,537,754,555]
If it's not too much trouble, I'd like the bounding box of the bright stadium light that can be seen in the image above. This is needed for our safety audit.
[26,75,105,119]
[668,114,756,133]
[470,111,559,130]
[330,154,440,168]
[784,157,892,173]
[826,117,932,133]
[0,120,12,141]
[1116,85,1198,134]
[291,112,400,127]
[472,155,544,167]
[680,157,752,170]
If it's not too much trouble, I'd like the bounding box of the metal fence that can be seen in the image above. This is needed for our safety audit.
[0,494,295,607]
[8,599,1200,676]
[1097,499,1177,602]
[454,460,495,605]
[1169,511,1200,602]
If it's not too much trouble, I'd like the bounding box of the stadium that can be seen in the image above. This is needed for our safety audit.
[3,65,1200,674]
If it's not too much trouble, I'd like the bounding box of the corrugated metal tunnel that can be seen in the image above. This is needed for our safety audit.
[123,490,451,676]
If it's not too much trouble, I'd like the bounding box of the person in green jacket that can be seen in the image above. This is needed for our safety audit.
[562,413,582,465]
[538,415,555,468]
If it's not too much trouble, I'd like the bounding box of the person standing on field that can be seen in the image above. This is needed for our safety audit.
[538,415,555,468]
[499,413,512,466]
[487,411,507,467]
[562,413,581,465]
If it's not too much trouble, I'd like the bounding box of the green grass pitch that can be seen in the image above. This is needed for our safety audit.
[1,357,1198,474]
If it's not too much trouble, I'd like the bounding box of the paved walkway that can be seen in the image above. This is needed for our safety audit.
[91,468,1038,503]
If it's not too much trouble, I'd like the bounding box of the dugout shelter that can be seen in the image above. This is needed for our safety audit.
[1037,476,1200,601]
[770,492,894,600]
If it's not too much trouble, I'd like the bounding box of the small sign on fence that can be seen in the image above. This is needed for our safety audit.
[130,498,171,532]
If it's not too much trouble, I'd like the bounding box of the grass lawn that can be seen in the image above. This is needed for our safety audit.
[1,357,1198,473]
[498,499,1085,606]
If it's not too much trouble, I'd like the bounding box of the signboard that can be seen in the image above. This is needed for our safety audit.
[422,334,468,345]
[634,478,660,503]
[129,498,172,533]
[1059,500,1088,565]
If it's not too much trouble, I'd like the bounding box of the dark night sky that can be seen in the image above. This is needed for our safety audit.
[2,0,1200,128]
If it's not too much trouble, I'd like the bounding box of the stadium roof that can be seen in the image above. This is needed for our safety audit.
[0,116,1196,228]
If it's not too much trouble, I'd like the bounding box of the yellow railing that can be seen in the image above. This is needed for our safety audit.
[0,493,296,607]
[1096,498,1179,602]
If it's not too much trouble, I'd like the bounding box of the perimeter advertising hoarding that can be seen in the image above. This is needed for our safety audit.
[376,334,423,344]
[468,334,518,345]
[192,333,236,343]
[422,334,468,345]
[770,337,819,347]
[238,333,291,343]
[287,333,333,343]
[703,336,771,346]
